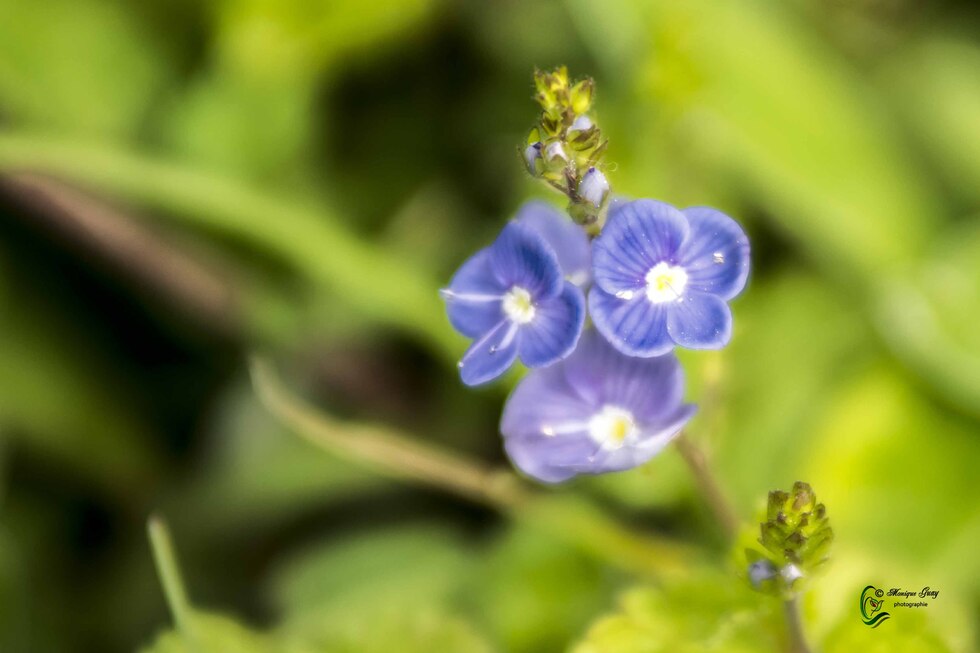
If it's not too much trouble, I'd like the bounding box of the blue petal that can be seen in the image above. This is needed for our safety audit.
[504,434,598,483]
[666,291,732,349]
[518,282,585,368]
[588,287,673,357]
[677,207,750,300]
[592,199,690,295]
[563,330,686,424]
[443,248,506,338]
[516,201,592,285]
[458,320,519,386]
[501,365,598,483]
[489,221,562,300]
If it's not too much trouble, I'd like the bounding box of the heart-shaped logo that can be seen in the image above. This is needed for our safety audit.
[860,585,890,627]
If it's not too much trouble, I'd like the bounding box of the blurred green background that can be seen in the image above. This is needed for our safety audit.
[0,0,977,651]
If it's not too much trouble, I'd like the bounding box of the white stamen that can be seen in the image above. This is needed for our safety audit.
[644,262,688,303]
[588,405,637,450]
[502,286,536,324]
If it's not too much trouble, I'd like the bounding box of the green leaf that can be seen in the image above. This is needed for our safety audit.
[472,523,617,653]
[821,608,952,653]
[139,612,274,653]
[572,571,783,653]
[279,608,494,653]
[269,524,472,615]
[0,0,169,137]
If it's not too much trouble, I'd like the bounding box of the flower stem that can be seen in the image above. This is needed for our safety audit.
[783,595,812,653]
[249,356,529,510]
[249,355,695,577]
[147,515,199,652]
[673,433,739,540]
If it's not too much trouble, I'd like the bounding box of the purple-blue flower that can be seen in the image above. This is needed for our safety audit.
[589,199,750,357]
[515,201,591,286]
[442,221,585,386]
[501,330,696,483]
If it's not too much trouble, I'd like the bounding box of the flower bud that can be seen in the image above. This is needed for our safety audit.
[569,115,593,133]
[748,559,777,589]
[524,142,542,174]
[578,167,608,207]
[545,141,567,162]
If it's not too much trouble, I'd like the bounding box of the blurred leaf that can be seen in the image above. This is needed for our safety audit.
[882,36,980,204]
[280,607,494,653]
[875,220,980,416]
[269,523,493,653]
[173,380,385,534]
[0,135,460,359]
[161,71,313,182]
[571,571,783,653]
[139,612,274,653]
[702,272,868,512]
[215,0,436,76]
[802,366,980,580]
[472,524,618,653]
[0,0,169,137]
[822,608,952,653]
[596,0,940,282]
[270,524,471,615]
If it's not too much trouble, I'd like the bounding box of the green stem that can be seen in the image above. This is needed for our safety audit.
[147,515,198,652]
[674,433,739,540]
[249,356,694,577]
[784,595,812,653]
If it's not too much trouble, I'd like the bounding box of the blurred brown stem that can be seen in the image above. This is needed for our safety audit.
[674,433,739,540]
[250,356,695,576]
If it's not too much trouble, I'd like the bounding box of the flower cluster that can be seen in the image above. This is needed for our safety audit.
[744,482,833,598]
[441,69,750,483]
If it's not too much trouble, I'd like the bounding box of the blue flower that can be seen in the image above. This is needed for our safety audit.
[514,201,591,286]
[501,330,695,483]
[589,199,750,357]
[442,221,585,386]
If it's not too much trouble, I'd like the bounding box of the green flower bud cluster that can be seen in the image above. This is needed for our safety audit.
[523,67,609,234]
[744,481,833,598]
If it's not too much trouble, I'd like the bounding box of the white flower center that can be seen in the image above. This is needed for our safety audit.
[645,262,687,303]
[588,405,637,449]
[502,286,535,324]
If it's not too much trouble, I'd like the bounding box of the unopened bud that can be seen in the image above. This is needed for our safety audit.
[748,560,777,589]
[578,167,608,207]
[545,141,567,162]
[569,115,593,133]
[524,142,542,174]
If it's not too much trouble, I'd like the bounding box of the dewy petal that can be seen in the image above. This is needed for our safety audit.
[563,331,686,423]
[489,221,563,299]
[677,207,750,300]
[501,365,598,483]
[443,248,506,338]
[588,286,673,358]
[458,320,520,386]
[592,199,690,295]
[665,291,732,350]
[500,328,696,484]
[515,201,592,285]
[518,282,585,368]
